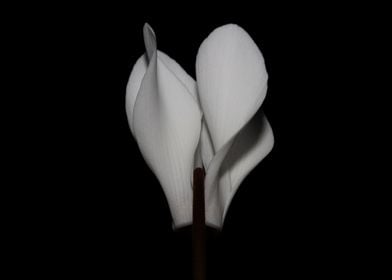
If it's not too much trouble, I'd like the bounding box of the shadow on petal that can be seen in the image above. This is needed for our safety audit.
[220,108,274,219]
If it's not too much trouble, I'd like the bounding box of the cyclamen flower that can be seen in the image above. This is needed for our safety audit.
[126,23,274,229]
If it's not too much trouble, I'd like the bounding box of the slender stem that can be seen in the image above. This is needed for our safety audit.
[192,168,206,280]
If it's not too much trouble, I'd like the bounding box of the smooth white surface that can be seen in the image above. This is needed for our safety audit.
[196,24,268,151]
[126,24,202,227]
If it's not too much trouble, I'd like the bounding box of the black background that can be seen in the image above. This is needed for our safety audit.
[9,3,381,279]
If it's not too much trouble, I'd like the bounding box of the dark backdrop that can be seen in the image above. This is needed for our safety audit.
[12,4,375,279]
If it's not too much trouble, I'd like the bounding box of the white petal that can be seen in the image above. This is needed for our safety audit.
[196,24,270,227]
[156,52,216,172]
[220,111,274,220]
[204,140,233,227]
[196,24,268,151]
[158,52,198,101]
[125,51,198,135]
[204,112,274,228]
[125,55,148,135]
[126,24,202,227]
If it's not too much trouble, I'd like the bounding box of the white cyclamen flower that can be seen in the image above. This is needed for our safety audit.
[126,23,274,229]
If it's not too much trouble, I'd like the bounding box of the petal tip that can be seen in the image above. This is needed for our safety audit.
[216,23,244,32]
[203,23,249,42]
[143,22,154,35]
[143,23,156,60]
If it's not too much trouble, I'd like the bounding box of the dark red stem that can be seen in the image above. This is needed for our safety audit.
[192,168,206,280]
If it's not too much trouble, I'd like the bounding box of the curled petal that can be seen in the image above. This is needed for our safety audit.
[196,24,268,151]
[220,111,274,219]
[204,112,274,227]
[126,24,202,227]
[196,24,272,227]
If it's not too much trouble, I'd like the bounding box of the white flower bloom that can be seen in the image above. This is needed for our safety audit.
[126,23,274,229]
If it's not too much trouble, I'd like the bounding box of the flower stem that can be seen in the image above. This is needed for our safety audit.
[193,168,206,280]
